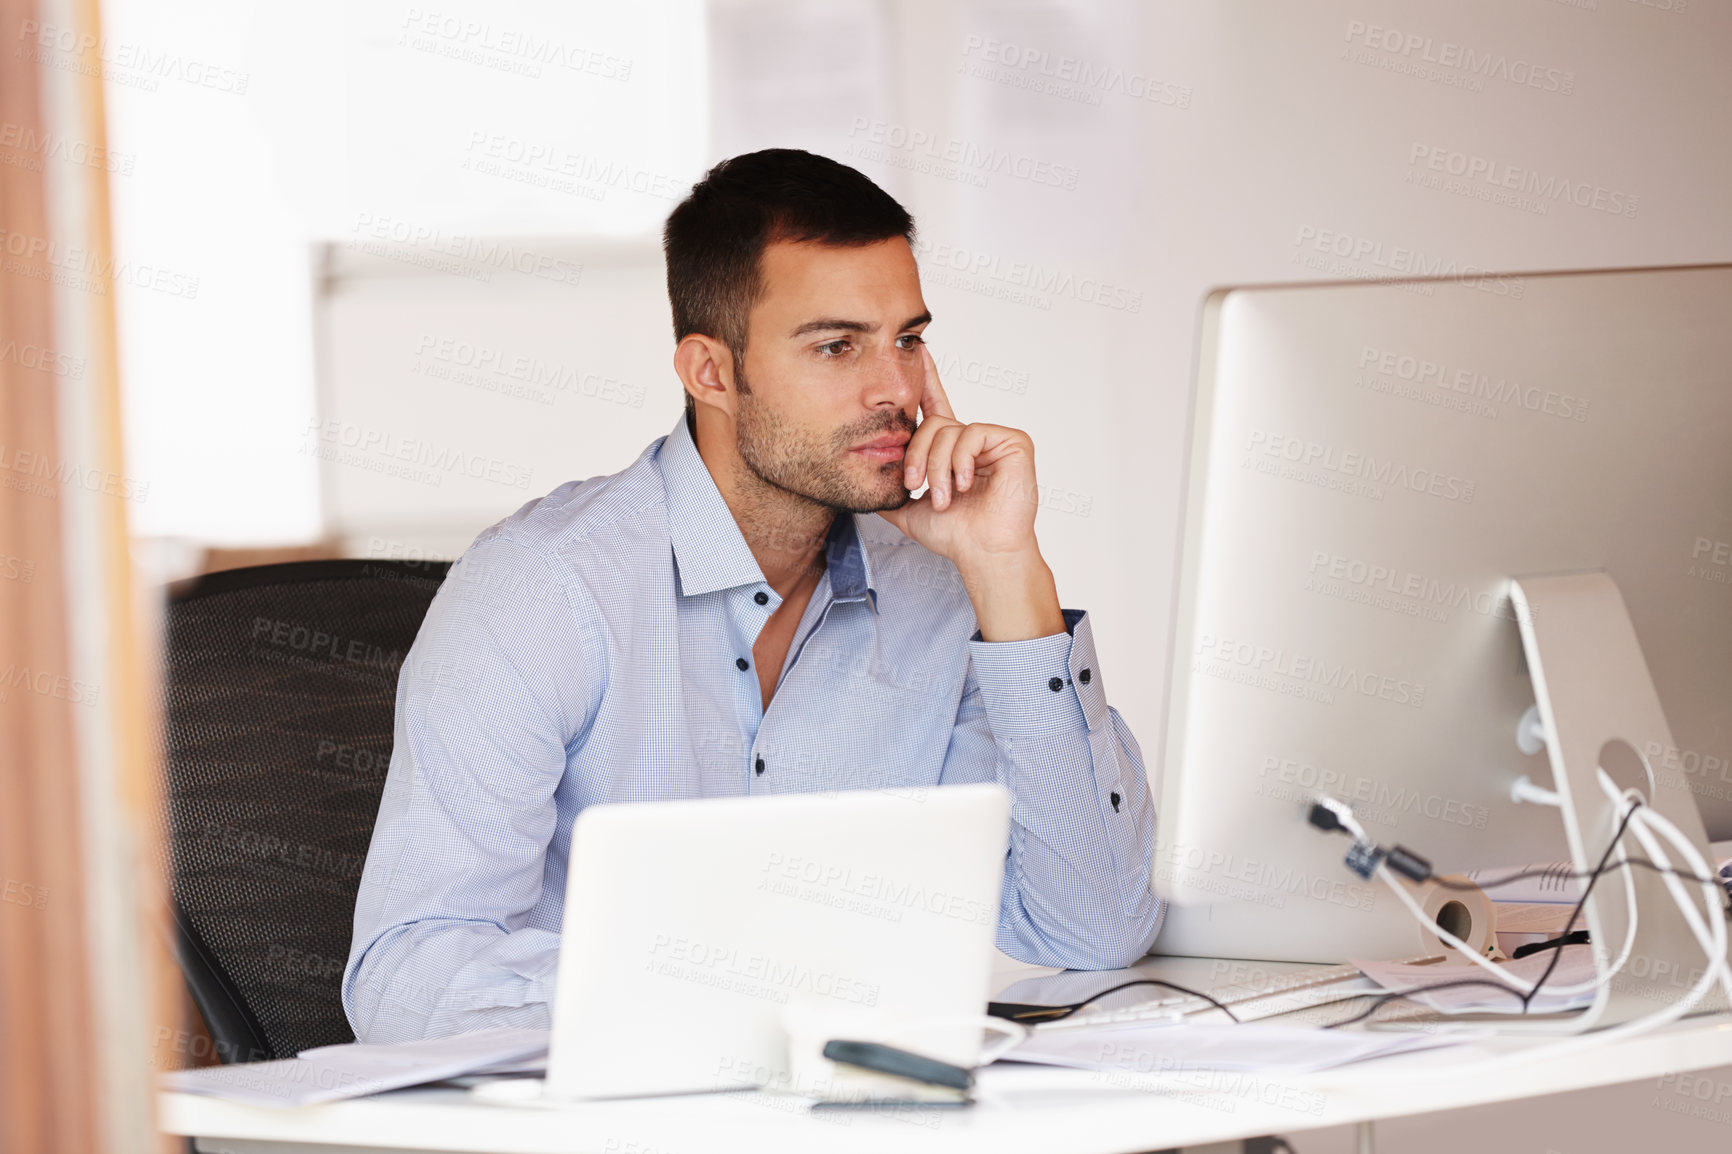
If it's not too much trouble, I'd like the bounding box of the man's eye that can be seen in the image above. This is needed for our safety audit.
[819,340,850,356]
[896,334,925,350]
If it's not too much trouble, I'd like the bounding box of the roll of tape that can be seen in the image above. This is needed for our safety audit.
[1410,875,1498,958]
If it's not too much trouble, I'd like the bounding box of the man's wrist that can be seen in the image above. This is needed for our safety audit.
[956,548,1066,642]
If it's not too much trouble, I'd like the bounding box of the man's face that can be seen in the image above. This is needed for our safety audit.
[732,237,928,514]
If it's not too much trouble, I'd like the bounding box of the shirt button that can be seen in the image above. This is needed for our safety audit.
[1079,668,1092,685]
[736,657,749,671]
[1048,677,1064,693]
[754,591,769,605]
[755,757,765,775]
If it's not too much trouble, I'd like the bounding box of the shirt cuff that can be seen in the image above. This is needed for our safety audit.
[968,609,1111,739]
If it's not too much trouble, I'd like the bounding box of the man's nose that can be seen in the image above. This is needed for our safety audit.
[863,347,918,410]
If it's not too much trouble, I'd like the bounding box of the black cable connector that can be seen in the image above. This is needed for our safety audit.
[1384,845,1432,883]
[1307,796,1433,882]
[1308,801,1346,834]
[1510,929,1590,960]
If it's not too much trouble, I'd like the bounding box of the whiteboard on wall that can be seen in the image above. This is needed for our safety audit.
[310,235,686,562]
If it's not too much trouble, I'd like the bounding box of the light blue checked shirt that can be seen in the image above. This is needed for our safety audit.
[344,413,1164,1043]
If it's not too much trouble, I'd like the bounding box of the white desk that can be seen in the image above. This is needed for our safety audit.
[160,954,1732,1154]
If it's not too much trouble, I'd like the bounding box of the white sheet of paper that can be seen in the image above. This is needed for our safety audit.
[1493,903,1585,934]
[1352,946,1597,1015]
[1005,1021,1455,1075]
[160,1027,552,1108]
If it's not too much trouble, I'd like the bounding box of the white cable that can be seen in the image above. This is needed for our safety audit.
[1375,856,1631,1004]
[1510,774,1563,808]
[1594,771,1732,1002]
[1522,781,1641,998]
[1488,782,1730,1059]
[1338,787,1701,1014]
[1322,781,1732,1085]
[1617,805,1732,1004]
[1376,789,1646,1001]
[1538,817,1640,997]
[1315,795,1368,841]
[1632,805,1731,950]
[1520,854,1640,998]
[1625,821,1732,1008]
[1540,852,1724,1050]
[1376,861,1535,995]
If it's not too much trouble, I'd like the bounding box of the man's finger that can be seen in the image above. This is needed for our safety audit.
[917,342,957,422]
[903,413,958,491]
[953,424,992,492]
[925,422,965,510]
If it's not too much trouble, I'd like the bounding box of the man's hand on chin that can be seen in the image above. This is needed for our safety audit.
[876,345,1068,643]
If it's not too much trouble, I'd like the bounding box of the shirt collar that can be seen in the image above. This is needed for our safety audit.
[657,414,879,612]
[823,505,877,610]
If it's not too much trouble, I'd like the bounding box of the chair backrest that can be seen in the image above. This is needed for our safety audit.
[159,558,450,1061]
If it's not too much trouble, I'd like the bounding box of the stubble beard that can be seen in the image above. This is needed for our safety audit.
[733,362,914,515]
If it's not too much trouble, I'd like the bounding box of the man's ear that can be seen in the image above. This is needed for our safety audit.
[674,334,739,420]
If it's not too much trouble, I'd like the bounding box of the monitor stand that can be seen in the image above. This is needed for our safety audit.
[1505,571,1731,1033]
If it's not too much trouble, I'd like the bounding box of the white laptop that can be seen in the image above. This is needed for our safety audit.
[541,783,1011,1099]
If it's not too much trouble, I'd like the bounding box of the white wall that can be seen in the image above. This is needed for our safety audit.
[101,0,706,546]
[312,236,681,559]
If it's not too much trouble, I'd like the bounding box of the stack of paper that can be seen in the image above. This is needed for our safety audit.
[1493,902,1585,957]
[1352,946,1597,1016]
[160,1027,551,1108]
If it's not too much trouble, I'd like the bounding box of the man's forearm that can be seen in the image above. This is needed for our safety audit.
[957,607,1165,968]
[957,547,1067,642]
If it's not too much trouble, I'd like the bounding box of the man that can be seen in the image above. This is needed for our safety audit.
[343,148,1163,1044]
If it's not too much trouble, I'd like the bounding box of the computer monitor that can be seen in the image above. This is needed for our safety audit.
[1153,264,1732,976]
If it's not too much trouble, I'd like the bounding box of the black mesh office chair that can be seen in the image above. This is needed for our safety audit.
[159,559,450,1062]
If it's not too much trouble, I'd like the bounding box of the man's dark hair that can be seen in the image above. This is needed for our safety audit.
[663,149,915,426]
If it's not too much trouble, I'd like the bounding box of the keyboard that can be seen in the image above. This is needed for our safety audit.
[1034,959,1436,1031]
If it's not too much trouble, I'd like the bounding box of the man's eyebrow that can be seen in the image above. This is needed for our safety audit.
[790,317,875,338]
[788,312,932,339]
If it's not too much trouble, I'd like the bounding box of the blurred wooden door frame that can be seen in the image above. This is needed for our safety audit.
[0,0,178,1150]
[0,0,101,1144]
